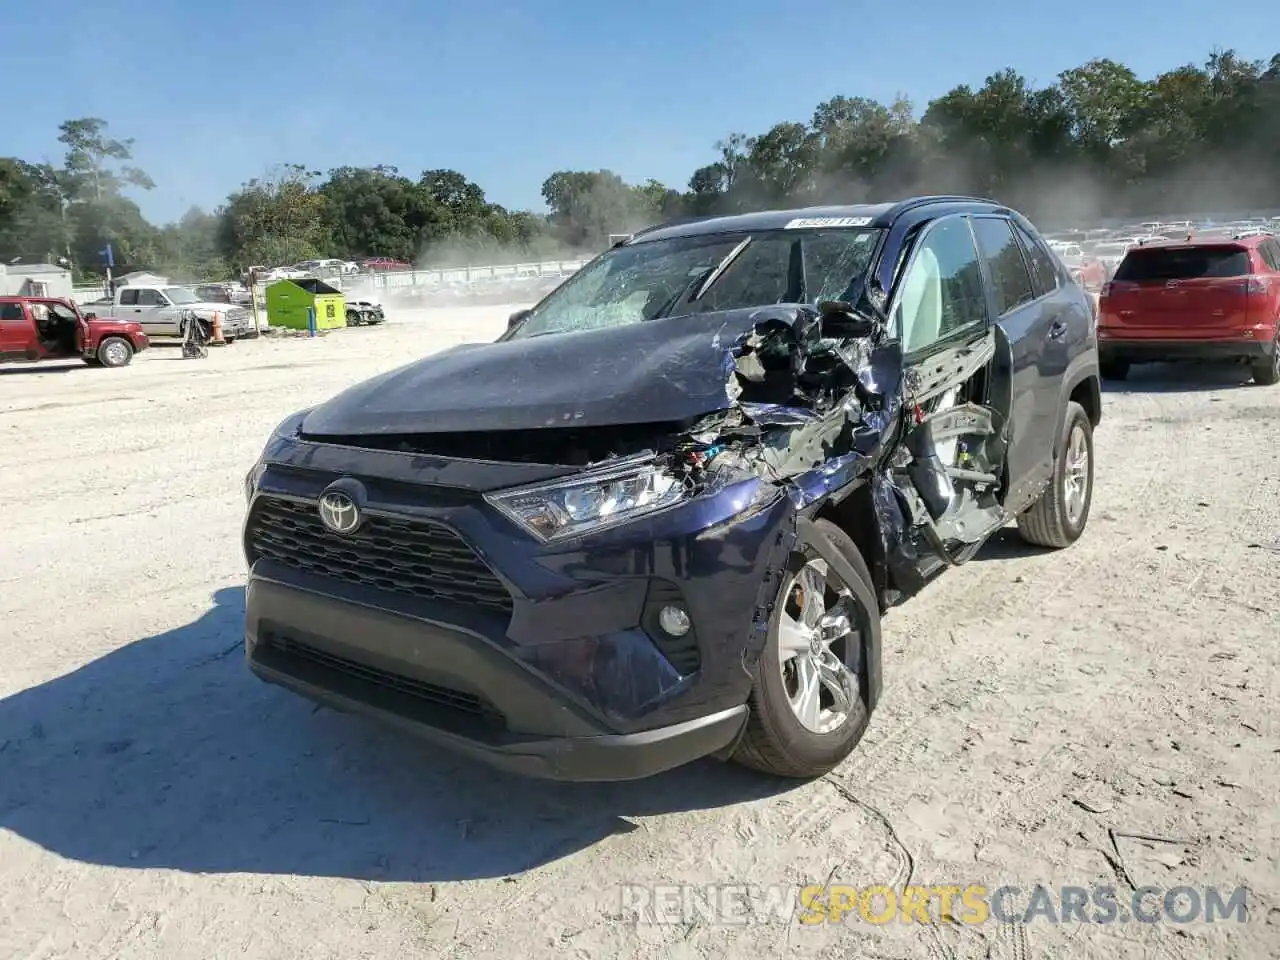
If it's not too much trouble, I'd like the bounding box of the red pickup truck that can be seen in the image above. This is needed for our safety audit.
[0,296,149,368]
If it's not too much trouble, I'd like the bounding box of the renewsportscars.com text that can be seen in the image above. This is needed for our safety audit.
[618,883,1250,926]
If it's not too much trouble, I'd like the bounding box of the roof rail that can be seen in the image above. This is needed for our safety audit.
[881,195,1002,222]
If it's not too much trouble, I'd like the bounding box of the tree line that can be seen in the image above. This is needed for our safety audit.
[2,49,1278,282]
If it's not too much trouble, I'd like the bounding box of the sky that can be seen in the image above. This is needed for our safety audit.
[5,0,1276,225]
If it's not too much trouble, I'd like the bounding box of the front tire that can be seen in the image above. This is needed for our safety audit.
[733,518,877,779]
[1016,400,1094,549]
[97,336,134,368]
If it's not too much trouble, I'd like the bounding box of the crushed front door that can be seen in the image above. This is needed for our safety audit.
[887,216,1012,575]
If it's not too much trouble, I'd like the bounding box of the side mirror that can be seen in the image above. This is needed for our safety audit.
[507,309,532,330]
[83,312,97,320]
[817,300,875,339]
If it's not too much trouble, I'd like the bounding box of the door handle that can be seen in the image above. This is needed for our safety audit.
[1049,319,1067,339]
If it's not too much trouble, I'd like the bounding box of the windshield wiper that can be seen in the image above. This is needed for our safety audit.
[690,237,752,302]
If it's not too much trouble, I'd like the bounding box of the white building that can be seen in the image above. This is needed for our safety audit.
[0,262,74,299]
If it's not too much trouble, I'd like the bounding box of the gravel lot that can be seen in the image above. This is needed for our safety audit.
[2,306,1276,960]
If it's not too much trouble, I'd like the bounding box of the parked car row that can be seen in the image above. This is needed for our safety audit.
[1045,214,1280,289]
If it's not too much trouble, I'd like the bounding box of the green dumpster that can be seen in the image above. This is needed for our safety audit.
[265,278,346,331]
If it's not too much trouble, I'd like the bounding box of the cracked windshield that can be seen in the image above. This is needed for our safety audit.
[510,229,880,337]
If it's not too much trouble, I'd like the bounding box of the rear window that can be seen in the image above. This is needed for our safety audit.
[1114,246,1250,282]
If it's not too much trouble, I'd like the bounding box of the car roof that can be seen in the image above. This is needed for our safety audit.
[629,196,1006,244]
[1125,234,1270,252]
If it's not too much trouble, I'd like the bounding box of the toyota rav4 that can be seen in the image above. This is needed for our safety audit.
[242,197,1102,781]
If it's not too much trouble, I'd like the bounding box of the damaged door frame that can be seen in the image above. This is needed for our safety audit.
[877,212,1013,574]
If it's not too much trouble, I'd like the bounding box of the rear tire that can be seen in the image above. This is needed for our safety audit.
[97,336,134,368]
[1250,339,1279,385]
[1099,359,1129,381]
[732,518,877,779]
[1016,401,1094,549]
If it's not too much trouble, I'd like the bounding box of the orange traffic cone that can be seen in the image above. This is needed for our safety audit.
[210,312,226,345]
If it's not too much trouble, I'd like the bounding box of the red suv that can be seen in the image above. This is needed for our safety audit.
[1097,235,1280,385]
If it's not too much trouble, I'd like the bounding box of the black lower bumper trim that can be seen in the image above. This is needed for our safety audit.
[1100,339,1273,363]
[250,655,747,781]
[245,575,751,780]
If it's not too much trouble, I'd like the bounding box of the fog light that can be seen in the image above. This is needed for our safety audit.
[658,604,691,637]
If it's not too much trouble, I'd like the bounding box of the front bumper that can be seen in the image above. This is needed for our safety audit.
[246,578,749,781]
[1099,338,1274,363]
[243,440,797,780]
[223,316,255,338]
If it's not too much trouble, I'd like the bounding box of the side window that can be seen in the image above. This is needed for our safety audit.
[1012,223,1060,297]
[136,289,164,307]
[1,303,25,322]
[119,289,139,306]
[892,217,988,355]
[970,217,1036,315]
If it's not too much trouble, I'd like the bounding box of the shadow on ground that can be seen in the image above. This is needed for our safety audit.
[1101,360,1262,394]
[970,527,1057,563]
[0,587,792,882]
[0,363,81,376]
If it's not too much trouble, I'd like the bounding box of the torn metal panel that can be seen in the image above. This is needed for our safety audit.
[903,330,997,405]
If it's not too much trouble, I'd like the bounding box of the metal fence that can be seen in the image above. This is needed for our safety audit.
[370,259,590,289]
[69,257,592,307]
[70,283,110,305]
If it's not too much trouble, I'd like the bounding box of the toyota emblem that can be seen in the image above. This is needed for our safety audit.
[318,491,361,535]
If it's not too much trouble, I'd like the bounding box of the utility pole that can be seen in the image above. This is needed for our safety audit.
[101,243,114,295]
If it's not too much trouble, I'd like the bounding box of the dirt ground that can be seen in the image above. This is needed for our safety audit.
[2,307,1276,960]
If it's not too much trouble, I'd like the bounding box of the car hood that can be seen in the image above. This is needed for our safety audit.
[300,309,765,436]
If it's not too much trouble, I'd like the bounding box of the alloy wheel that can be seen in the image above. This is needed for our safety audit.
[1063,423,1090,525]
[775,558,860,734]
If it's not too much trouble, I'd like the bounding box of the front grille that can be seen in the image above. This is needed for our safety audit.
[248,495,513,614]
[261,628,505,725]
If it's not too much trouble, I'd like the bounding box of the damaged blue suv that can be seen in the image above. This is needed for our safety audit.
[243,196,1102,781]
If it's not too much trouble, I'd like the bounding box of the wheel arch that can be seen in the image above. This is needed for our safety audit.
[812,482,887,613]
[1056,364,1102,452]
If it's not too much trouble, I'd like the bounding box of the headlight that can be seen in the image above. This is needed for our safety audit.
[270,407,313,440]
[485,460,689,542]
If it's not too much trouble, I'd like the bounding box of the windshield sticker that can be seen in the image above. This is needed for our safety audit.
[784,216,873,229]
